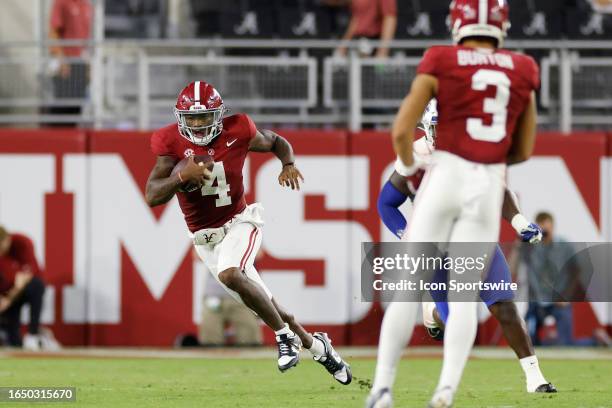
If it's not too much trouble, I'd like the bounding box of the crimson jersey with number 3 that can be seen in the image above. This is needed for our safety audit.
[418,45,540,163]
[151,113,256,232]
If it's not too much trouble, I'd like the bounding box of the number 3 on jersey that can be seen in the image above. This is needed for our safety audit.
[467,69,511,143]
[201,162,232,207]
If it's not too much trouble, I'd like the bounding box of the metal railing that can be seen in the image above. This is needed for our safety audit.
[137,54,317,129]
[1,39,612,131]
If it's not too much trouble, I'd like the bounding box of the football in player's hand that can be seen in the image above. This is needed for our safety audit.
[171,155,213,193]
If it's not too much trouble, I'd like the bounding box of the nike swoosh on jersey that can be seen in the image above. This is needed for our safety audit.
[226,139,238,147]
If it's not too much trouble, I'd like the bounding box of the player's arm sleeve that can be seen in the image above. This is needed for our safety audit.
[242,114,258,142]
[527,55,541,91]
[377,179,410,239]
[150,131,174,157]
[416,47,441,77]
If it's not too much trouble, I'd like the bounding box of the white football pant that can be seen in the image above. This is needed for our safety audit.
[194,204,272,304]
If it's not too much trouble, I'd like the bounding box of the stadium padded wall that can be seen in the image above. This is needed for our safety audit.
[0,129,610,346]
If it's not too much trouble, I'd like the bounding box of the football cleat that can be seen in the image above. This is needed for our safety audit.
[428,386,454,408]
[312,332,352,385]
[426,326,444,342]
[365,387,393,408]
[276,332,301,372]
[534,383,557,393]
[422,302,444,341]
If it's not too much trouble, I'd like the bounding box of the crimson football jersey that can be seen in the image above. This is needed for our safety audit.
[417,45,540,164]
[151,114,256,232]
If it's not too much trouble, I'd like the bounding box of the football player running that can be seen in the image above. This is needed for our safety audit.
[373,100,555,405]
[370,0,540,406]
[145,81,351,384]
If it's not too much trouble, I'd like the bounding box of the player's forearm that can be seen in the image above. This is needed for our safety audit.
[392,132,414,167]
[502,189,534,235]
[507,92,537,165]
[393,76,436,167]
[269,132,295,166]
[501,189,521,223]
[392,99,414,166]
[145,175,182,207]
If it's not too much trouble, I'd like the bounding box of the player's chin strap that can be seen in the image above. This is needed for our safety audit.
[394,157,420,177]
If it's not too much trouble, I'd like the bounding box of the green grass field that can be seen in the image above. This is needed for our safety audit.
[0,352,610,407]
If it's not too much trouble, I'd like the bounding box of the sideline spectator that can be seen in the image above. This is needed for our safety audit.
[335,0,397,58]
[520,212,611,346]
[48,0,92,126]
[0,226,58,350]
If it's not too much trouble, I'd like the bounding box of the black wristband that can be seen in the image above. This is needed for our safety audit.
[283,162,294,167]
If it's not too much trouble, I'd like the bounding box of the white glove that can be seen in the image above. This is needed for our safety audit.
[394,156,420,177]
[511,214,543,244]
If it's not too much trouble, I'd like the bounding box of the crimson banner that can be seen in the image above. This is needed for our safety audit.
[0,129,609,345]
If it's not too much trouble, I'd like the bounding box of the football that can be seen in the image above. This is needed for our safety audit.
[171,154,213,193]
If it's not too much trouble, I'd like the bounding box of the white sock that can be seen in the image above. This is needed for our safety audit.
[520,355,548,392]
[275,324,292,337]
[372,302,418,392]
[435,302,478,393]
[308,337,326,358]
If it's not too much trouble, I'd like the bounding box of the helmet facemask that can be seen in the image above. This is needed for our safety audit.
[421,99,438,149]
[425,124,437,148]
[174,105,226,146]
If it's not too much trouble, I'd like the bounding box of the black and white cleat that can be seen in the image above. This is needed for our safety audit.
[276,332,301,372]
[534,383,557,393]
[312,332,352,385]
[426,326,444,341]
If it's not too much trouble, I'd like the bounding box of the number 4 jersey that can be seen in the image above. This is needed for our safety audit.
[418,45,540,164]
[151,114,256,232]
